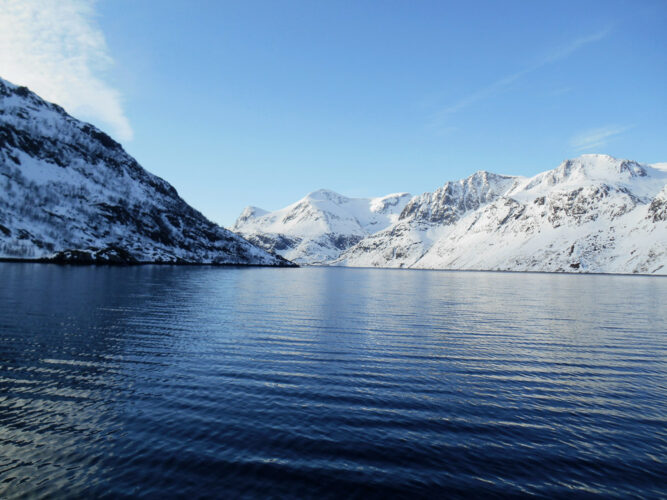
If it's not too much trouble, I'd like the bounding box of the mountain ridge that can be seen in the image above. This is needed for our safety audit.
[336,154,666,274]
[232,189,412,264]
[0,76,292,266]
[235,154,666,274]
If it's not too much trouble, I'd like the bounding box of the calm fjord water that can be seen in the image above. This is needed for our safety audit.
[0,264,665,498]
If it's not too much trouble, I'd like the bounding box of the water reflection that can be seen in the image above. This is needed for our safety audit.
[0,264,666,498]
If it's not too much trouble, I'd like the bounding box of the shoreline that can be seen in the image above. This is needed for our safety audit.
[2,257,665,277]
[0,257,297,268]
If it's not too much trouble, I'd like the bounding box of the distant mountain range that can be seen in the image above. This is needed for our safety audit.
[235,155,667,274]
[0,77,290,266]
[233,190,412,264]
[2,76,664,274]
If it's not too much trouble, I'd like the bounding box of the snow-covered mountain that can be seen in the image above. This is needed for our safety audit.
[336,155,667,274]
[0,77,290,265]
[232,189,412,263]
[336,171,520,268]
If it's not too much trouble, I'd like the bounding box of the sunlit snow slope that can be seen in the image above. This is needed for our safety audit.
[0,77,289,265]
[336,155,667,274]
[233,189,412,264]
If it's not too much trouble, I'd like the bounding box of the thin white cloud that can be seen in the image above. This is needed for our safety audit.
[0,0,132,141]
[439,27,612,116]
[570,125,632,152]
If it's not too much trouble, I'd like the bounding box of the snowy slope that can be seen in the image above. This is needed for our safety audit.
[335,171,520,268]
[0,77,290,265]
[232,189,411,263]
[336,155,667,274]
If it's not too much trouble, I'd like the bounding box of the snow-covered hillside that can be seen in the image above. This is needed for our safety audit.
[232,189,411,263]
[0,77,290,265]
[335,171,520,268]
[336,155,667,274]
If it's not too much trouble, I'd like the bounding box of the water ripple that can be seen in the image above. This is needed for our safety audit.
[0,264,665,498]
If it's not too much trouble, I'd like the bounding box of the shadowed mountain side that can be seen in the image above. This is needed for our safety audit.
[0,77,292,266]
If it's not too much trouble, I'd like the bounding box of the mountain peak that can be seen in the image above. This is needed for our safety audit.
[524,155,648,191]
[468,169,499,179]
[304,189,349,203]
[233,206,268,230]
[0,76,289,266]
[233,189,412,263]
[567,154,645,174]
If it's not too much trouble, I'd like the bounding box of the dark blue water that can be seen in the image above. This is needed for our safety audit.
[0,264,665,498]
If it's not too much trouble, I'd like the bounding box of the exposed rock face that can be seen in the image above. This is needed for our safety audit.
[333,171,521,269]
[232,189,412,264]
[648,186,667,223]
[399,171,517,225]
[0,77,291,266]
[335,155,667,274]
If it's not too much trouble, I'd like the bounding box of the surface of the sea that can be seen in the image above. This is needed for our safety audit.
[0,263,665,498]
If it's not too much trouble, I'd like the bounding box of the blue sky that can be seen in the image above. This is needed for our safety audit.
[2,1,666,226]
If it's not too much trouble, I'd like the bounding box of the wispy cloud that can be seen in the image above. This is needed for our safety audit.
[570,125,633,152]
[439,27,612,117]
[0,0,133,141]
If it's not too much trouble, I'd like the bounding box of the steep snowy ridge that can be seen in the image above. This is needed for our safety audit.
[399,171,519,224]
[233,189,412,263]
[0,77,290,265]
[337,155,667,274]
[234,156,666,273]
[509,156,658,202]
[335,171,520,268]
